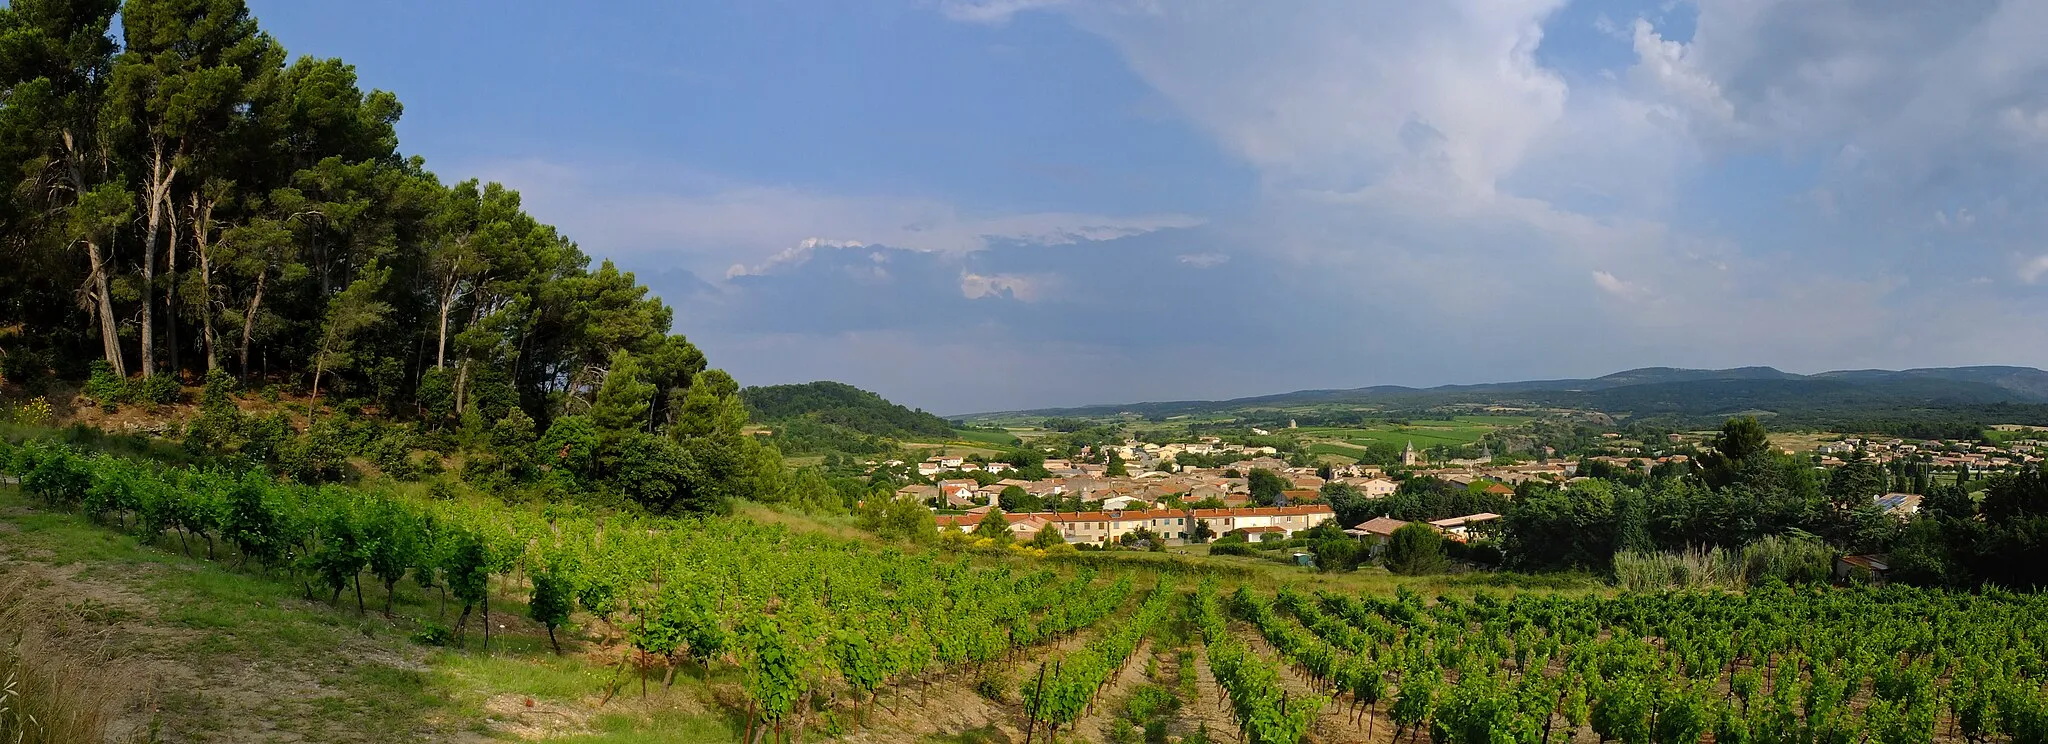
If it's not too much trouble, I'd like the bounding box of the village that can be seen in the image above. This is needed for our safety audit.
[890,438,1516,548]
[880,427,2048,550]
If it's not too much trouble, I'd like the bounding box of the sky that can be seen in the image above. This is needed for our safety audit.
[246,0,2048,415]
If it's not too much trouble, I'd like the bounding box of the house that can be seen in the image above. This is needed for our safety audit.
[1348,516,1409,540]
[1478,482,1515,498]
[1007,515,1051,540]
[1279,489,1320,505]
[1348,516,1411,556]
[1237,526,1288,543]
[1100,494,1151,511]
[937,480,979,507]
[937,504,1335,546]
[1834,554,1890,584]
[916,462,944,477]
[895,484,940,504]
[1355,478,1398,498]
[1428,513,1503,541]
[1192,505,1336,539]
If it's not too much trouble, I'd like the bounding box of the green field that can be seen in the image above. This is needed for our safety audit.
[950,427,1025,447]
[1293,415,1521,449]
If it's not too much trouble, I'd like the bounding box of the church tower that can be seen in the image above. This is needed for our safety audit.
[1401,441,1418,467]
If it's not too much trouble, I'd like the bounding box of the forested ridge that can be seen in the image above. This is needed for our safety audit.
[0,0,790,514]
[743,380,956,440]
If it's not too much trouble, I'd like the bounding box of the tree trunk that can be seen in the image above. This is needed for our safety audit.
[454,358,471,416]
[138,144,175,377]
[83,236,125,375]
[190,192,220,372]
[435,262,461,369]
[548,625,561,654]
[311,328,334,405]
[166,190,181,377]
[238,270,265,379]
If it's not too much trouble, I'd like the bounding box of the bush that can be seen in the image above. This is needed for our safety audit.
[135,373,181,406]
[973,669,1010,703]
[1209,542,1259,557]
[1311,538,1364,572]
[1385,523,1451,575]
[1613,546,1742,591]
[410,623,453,647]
[81,361,128,410]
[1740,534,1834,586]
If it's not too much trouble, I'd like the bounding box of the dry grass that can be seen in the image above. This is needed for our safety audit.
[0,575,147,744]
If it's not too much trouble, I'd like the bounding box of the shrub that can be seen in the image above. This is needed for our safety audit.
[973,669,1010,702]
[1209,542,1258,557]
[1741,534,1834,586]
[1386,523,1451,575]
[1613,546,1742,591]
[410,623,453,647]
[1311,537,1364,572]
[135,373,181,406]
[81,361,128,410]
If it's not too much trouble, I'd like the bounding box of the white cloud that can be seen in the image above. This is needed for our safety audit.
[1031,0,1572,195]
[1176,252,1229,268]
[959,271,1049,300]
[727,237,866,278]
[938,0,1070,25]
[2021,254,2048,284]
[1591,270,1644,299]
[462,157,1201,277]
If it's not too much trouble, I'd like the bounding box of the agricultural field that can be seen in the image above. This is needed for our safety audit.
[951,427,1030,448]
[1295,415,1530,451]
[9,437,2047,744]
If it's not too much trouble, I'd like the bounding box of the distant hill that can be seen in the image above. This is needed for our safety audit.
[962,366,2048,433]
[742,381,957,440]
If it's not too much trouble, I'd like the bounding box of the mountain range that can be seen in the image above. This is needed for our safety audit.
[960,366,2048,431]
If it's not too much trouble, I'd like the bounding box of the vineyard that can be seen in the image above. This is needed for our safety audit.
[4,437,2048,744]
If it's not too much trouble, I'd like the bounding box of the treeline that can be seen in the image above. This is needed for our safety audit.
[0,0,787,512]
[1318,417,2047,590]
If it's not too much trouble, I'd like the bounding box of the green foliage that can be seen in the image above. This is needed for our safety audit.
[526,561,574,653]
[1385,522,1450,575]
[740,381,954,440]
[856,495,937,544]
[135,372,181,406]
[1246,468,1287,506]
[82,360,129,410]
[970,508,1012,542]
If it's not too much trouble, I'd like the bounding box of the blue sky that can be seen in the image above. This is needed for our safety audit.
[249,0,2048,414]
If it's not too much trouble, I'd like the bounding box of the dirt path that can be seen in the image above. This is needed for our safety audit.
[836,626,1103,743]
[1069,638,1158,741]
[0,502,489,744]
[1238,624,1385,744]
[1185,646,1246,744]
